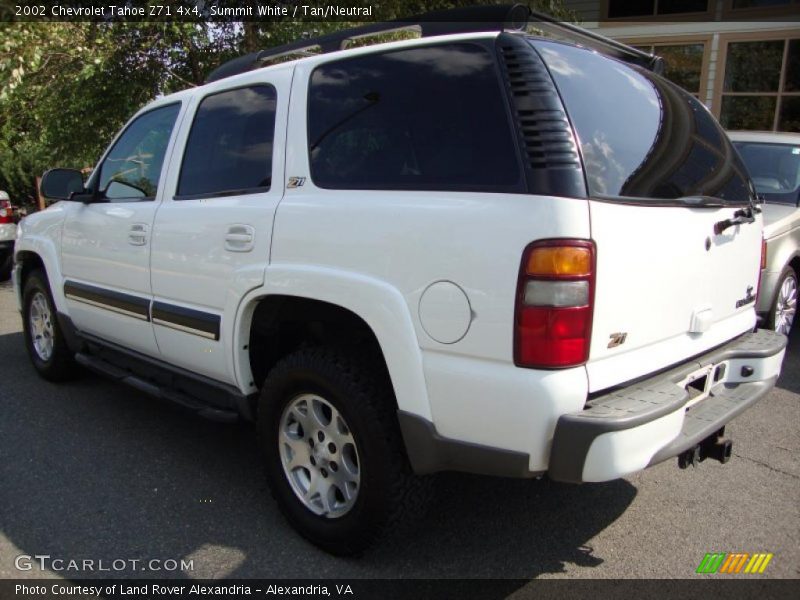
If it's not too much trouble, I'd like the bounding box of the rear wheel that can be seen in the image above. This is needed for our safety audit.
[22,270,77,381]
[258,346,429,555]
[768,267,797,336]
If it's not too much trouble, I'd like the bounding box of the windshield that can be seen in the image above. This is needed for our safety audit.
[731,141,800,203]
[533,39,753,205]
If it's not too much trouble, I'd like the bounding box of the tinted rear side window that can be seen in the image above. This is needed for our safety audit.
[178,85,276,199]
[307,43,522,192]
[534,40,752,204]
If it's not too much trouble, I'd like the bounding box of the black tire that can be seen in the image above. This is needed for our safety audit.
[22,269,77,381]
[0,249,12,282]
[767,266,798,336]
[258,346,429,555]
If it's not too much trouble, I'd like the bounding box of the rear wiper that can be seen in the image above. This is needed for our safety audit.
[677,195,760,235]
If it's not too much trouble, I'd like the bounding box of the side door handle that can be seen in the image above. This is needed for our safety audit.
[128,223,148,246]
[225,224,255,252]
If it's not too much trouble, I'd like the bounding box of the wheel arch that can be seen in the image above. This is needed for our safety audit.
[787,254,800,278]
[16,250,47,286]
[14,239,67,314]
[247,294,388,385]
[234,266,432,422]
[762,254,800,333]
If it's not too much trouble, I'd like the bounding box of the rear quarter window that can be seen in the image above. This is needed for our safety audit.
[533,40,753,204]
[307,43,523,193]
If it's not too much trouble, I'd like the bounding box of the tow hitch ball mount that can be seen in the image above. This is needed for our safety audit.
[678,428,733,469]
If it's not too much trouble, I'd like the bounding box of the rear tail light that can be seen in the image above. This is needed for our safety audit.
[514,239,595,368]
[0,200,11,224]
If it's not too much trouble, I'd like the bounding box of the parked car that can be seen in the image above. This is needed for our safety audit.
[15,6,787,555]
[729,131,800,335]
[0,190,16,280]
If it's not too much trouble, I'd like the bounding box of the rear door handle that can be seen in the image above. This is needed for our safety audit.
[225,224,255,252]
[128,223,148,246]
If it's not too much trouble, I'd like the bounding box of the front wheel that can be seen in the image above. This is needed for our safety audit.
[22,270,77,381]
[768,267,797,336]
[258,347,429,555]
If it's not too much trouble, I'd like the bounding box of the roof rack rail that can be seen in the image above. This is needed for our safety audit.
[205,3,663,83]
[525,8,664,73]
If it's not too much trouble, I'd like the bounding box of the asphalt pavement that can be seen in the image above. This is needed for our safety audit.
[0,280,797,582]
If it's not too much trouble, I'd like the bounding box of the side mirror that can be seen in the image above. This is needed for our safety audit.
[40,168,85,201]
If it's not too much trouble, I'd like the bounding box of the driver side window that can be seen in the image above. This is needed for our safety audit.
[97,103,180,202]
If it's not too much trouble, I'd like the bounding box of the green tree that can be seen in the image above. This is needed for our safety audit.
[0,1,574,205]
[0,21,241,203]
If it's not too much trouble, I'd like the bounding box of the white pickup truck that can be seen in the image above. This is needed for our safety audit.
[14,6,787,555]
[729,131,800,336]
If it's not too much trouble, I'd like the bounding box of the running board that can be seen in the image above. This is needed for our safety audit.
[75,352,239,423]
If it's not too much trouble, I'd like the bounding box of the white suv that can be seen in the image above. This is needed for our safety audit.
[14,7,787,555]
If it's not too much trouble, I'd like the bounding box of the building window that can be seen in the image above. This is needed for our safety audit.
[731,0,795,8]
[607,0,709,18]
[720,37,800,132]
[634,43,705,96]
[723,0,800,19]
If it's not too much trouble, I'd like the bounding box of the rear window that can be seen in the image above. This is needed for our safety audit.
[533,40,753,204]
[307,43,522,192]
[732,141,800,204]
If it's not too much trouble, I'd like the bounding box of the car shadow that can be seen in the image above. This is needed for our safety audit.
[774,323,800,394]
[0,330,636,588]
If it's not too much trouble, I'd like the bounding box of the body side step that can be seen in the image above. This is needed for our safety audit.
[75,352,239,423]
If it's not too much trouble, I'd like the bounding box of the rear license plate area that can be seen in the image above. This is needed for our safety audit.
[680,363,727,410]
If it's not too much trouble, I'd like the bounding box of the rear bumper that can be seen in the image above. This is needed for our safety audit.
[548,329,786,483]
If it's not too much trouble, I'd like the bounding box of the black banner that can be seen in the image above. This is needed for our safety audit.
[2,579,800,600]
[5,0,800,23]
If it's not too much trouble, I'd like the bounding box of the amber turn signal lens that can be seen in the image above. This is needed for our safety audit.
[526,246,592,277]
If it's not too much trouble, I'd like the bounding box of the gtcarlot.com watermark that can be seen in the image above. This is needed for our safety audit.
[15,554,194,573]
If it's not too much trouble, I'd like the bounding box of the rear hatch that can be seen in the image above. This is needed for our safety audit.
[533,39,762,392]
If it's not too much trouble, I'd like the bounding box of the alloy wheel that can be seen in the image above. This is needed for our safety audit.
[29,291,55,361]
[774,275,797,335]
[279,393,361,518]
